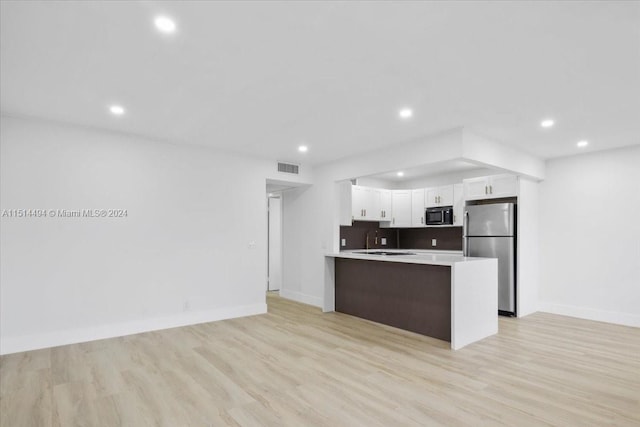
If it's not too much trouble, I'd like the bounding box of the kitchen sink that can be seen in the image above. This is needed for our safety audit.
[353,251,416,256]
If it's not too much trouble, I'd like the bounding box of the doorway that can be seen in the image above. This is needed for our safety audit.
[267,195,282,291]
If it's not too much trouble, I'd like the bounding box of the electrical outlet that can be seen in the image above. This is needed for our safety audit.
[381,237,387,245]
[341,238,346,247]
[432,239,437,247]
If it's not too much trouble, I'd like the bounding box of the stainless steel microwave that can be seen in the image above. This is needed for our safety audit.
[426,206,454,225]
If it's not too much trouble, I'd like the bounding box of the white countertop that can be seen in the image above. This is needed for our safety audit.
[327,249,491,266]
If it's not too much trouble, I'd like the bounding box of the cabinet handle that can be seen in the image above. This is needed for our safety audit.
[454,215,456,223]
[490,185,493,194]
[364,209,366,216]
[421,216,424,224]
[485,186,488,195]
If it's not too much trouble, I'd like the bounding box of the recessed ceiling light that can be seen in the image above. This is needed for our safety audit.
[154,16,176,34]
[109,105,125,116]
[397,171,404,177]
[577,140,589,148]
[540,119,555,128]
[398,108,413,120]
[298,145,308,153]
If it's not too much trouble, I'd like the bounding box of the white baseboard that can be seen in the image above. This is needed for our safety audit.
[0,303,267,355]
[538,302,640,327]
[278,289,323,308]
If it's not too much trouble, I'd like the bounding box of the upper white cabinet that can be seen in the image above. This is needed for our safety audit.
[463,174,518,201]
[380,189,392,220]
[351,185,366,220]
[453,183,464,226]
[340,179,474,227]
[411,189,426,227]
[425,185,454,207]
[351,185,384,221]
[391,190,412,227]
[489,174,519,198]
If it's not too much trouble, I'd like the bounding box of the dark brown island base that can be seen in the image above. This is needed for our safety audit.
[324,250,499,350]
[335,258,451,342]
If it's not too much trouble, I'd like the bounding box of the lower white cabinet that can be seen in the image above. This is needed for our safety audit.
[391,190,412,227]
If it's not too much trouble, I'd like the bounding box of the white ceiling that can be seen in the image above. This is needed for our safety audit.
[367,160,482,183]
[1,1,639,165]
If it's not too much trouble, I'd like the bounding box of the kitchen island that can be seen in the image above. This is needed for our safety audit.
[324,250,498,350]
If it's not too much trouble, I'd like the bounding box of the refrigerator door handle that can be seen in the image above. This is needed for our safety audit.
[462,211,469,256]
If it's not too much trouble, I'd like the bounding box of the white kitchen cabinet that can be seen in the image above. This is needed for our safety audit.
[351,185,381,221]
[489,174,519,198]
[453,183,464,226]
[411,189,426,227]
[463,174,518,201]
[391,190,412,227]
[426,185,454,207]
[351,185,366,220]
[380,189,392,220]
[370,188,382,220]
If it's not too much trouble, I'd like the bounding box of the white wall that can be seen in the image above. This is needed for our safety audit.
[517,177,540,317]
[0,115,280,354]
[539,145,640,326]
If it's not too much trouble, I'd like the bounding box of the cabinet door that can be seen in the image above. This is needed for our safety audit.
[488,175,518,198]
[438,185,454,206]
[391,190,412,228]
[453,183,464,226]
[368,188,382,221]
[380,190,392,220]
[351,185,366,220]
[463,177,489,201]
[411,189,426,227]
[425,187,439,207]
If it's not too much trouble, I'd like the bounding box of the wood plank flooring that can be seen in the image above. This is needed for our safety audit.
[1,293,639,426]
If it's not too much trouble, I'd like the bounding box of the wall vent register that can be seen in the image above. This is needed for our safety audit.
[277,162,299,174]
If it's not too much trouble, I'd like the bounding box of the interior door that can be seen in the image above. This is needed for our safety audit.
[268,196,282,291]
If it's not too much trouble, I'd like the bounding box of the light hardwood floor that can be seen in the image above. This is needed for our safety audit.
[1,293,639,426]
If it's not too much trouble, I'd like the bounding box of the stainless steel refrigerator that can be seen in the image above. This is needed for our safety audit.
[463,203,516,316]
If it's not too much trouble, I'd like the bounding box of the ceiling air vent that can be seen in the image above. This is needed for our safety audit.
[277,162,299,174]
